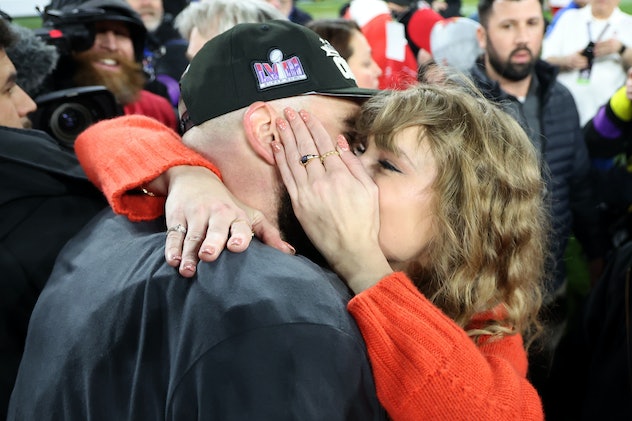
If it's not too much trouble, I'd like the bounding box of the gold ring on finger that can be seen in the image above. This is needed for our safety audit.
[319,150,340,163]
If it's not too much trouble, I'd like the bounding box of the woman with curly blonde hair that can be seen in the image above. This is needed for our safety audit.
[347,83,547,340]
[75,83,549,420]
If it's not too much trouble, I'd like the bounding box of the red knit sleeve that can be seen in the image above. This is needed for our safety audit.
[75,115,221,222]
[347,272,543,421]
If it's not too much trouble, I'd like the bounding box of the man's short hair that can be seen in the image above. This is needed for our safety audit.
[0,18,17,50]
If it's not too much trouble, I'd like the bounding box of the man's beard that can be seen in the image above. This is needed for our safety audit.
[487,39,537,82]
[73,50,146,106]
[277,189,330,270]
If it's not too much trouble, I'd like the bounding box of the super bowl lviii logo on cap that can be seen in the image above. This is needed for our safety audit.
[254,49,308,90]
[252,37,357,91]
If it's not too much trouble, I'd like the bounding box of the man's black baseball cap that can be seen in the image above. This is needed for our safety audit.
[179,20,377,132]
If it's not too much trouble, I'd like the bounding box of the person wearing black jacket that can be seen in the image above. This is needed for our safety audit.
[0,18,107,419]
[468,0,607,412]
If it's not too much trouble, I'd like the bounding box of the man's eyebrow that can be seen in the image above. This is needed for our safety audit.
[2,72,17,88]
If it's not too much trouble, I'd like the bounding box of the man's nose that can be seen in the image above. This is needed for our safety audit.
[96,31,118,51]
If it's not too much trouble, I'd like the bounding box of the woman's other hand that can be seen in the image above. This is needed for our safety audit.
[273,107,392,293]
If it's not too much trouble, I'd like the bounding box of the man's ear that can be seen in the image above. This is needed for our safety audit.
[243,101,277,165]
[476,25,486,50]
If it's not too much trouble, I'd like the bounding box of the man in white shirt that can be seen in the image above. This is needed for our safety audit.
[542,0,632,126]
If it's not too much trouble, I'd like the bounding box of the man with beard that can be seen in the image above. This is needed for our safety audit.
[43,0,177,131]
[8,20,385,420]
[468,0,607,410]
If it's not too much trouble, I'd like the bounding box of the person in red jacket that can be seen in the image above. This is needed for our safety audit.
[345,0,419,89]
[74,79,547,419]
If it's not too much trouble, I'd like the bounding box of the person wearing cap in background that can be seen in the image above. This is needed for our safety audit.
[7,20,385,420]
[39,0,177,131]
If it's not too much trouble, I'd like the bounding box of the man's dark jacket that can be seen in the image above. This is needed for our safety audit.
[8,211,385,420]
[469,58,606,292]
[0,127,105,419]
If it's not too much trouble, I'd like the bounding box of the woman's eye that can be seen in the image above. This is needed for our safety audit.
[378,159,401,173]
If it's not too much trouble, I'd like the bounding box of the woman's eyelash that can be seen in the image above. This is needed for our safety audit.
[378,159,401,173]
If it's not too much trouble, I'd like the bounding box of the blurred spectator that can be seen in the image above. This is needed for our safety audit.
[583,67,632,247]
[174,0,284,60]
[126,0,189,107]
[469,0,607,406]
[544,0,588,38]
[266,0,313,25]
[307,18,382,89]
[345,0,418,89]
[542,0,632,126]
[40,0,177,130]
[427,0,462,18]
[385,0,444,65]
[429,16,482,72]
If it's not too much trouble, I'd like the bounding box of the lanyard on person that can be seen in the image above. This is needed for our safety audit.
[587,20,610,43]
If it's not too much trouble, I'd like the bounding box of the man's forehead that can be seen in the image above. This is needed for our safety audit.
[491,0,542,16]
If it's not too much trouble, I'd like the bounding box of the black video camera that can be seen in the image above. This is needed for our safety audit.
[33,7,108,56]
[30,86,124,148]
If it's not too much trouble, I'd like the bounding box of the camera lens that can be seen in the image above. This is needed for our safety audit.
[50,103,94,146]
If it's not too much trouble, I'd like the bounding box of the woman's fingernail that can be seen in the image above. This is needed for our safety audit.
[181,262,196,273]
[299,109,309,122]
[285,107,296,120]
[276,117,287,131]
[200,247,216,257]
[336,135,350,152]
[271,140,282,153]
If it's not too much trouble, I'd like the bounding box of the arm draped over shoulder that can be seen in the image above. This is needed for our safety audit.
[74,115,220,221]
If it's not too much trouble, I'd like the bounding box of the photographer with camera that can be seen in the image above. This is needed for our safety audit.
[542,0,632,127]
[38,0,177,132]
[0,17,108,419]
